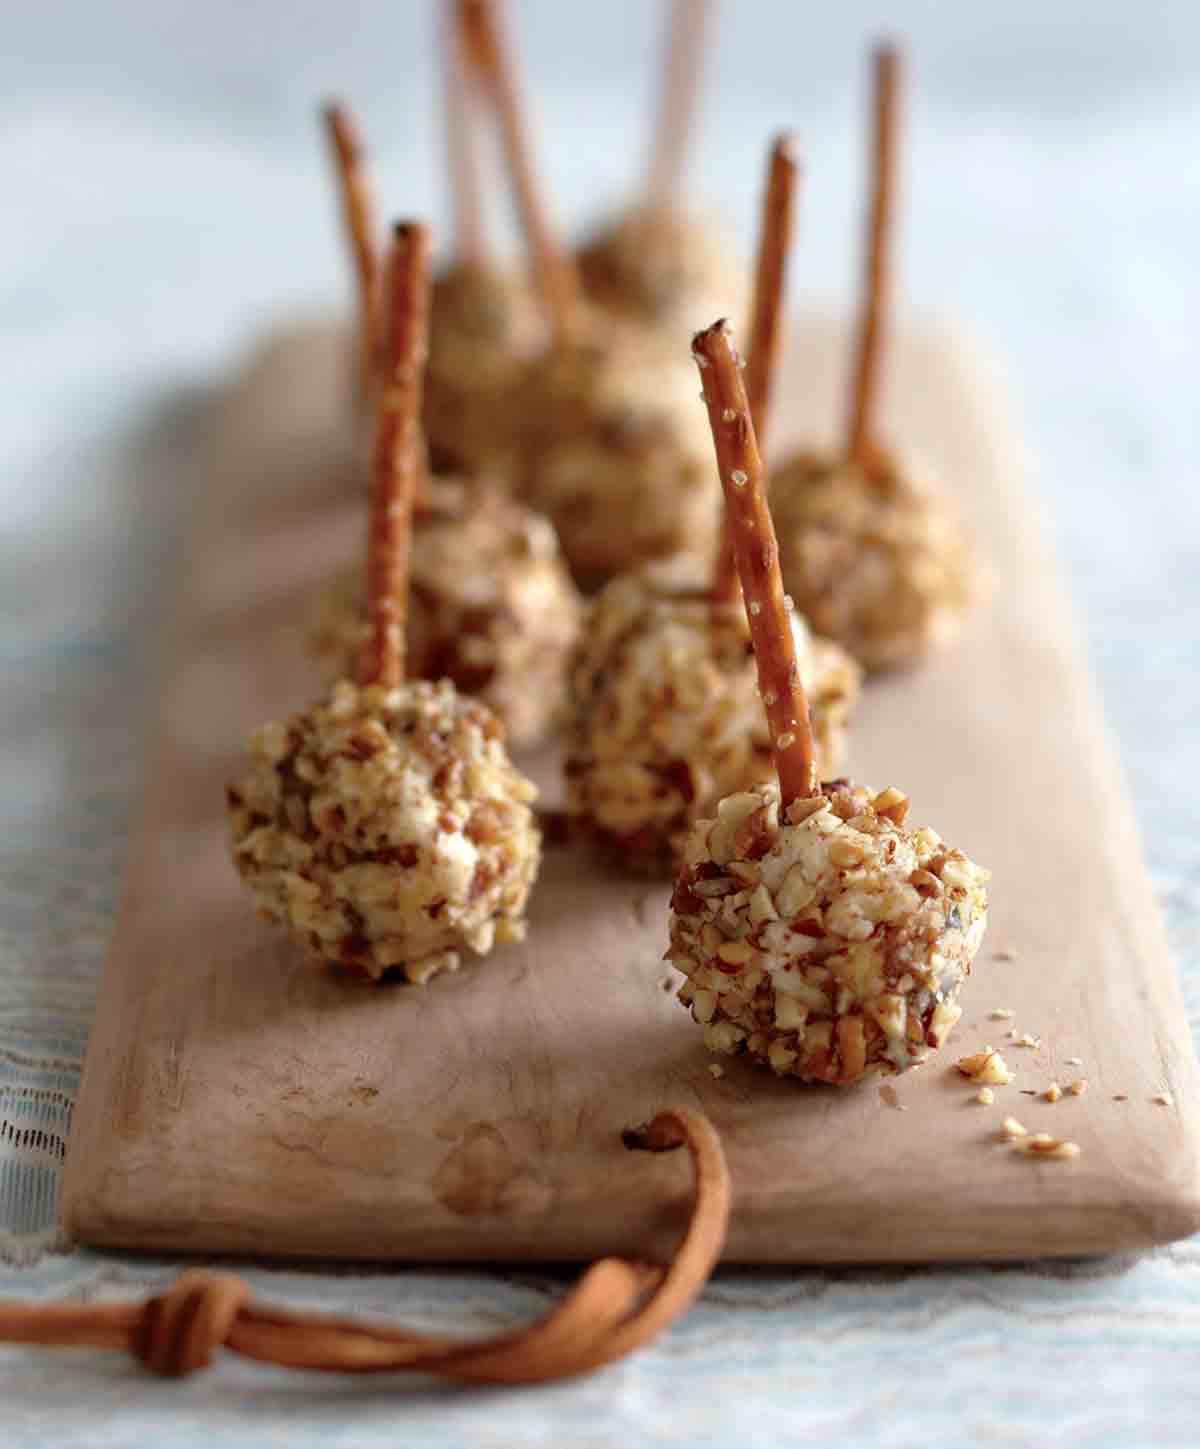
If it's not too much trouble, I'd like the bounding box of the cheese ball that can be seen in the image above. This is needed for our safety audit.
[577,206,746,335]
[565,570,861,873]
[509,325,720,589]
[770,447,979,673]
[668,780,989,1082]
[309,480,581,749]
[423,261,547,476]
[226,678,541,985]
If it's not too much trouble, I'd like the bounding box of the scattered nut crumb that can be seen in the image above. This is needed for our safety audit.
[879,1084,906,1110]
[1043,1082,1063,1103]
[1000,1116,1028,1139]
[989,1008,1015,1020]
[1013,1033,1041,1049]
[976,1087,995,1105]
[1113,1093,1128,1102]
[707,1063,725,1079]
[1017,1133,1080,1160]
[1065,1056,1083,1067]
[1069,1079,1087,1097]
[660,975,675,992]
[1019,1089,1038,1096]
[955,1048,1014,1086]
[992,947,1017,961]
[1153,1092,1174,1107]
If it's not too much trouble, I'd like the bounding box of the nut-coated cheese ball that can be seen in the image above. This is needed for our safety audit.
[565,571,861,873]
[577,206,746,335]
[309,480,580,749]
[770,447,979,673]
[226,678,540,985]
[668,780,988,1082]
[509,325,720,590]
[423,261,547,476]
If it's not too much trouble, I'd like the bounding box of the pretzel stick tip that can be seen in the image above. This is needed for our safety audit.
[456,0,580,342]
[693,320,818,805]
[712,131,802,606]
[845,40,902,467]
[358,221,432,690]
[322,99,382,403]
[645,0,714,205]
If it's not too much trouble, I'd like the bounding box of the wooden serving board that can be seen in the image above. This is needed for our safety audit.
[62,315,1200,1264]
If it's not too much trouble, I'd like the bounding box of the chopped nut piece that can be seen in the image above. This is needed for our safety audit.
[989,1007,1015,1021]
[1113,1093,1128,1102]
[1043,1081,1062,1103]
[707,1063,725,1079]
[955,1048,1013,1086]
[1153,1092,1174,1107]
[976,1087,995,1105]
[1013,1033,1040,1049]
[1068,1078,1087,1096]
[1064,1056,1083,1067]
[1017,1133,1080,1160]
[999,1116,1027,1139]
[992,947,1017,961]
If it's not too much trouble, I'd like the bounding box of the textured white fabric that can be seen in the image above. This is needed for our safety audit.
[3,1,1200,1442]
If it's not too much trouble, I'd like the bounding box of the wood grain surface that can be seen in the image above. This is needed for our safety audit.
[61,315,1200,1263]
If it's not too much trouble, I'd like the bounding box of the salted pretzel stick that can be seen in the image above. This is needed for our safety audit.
[442,1,486,267]
[712,133,801,604]
[456,0,581,341]
[359,223,431,690]
[644,0,714,206]
[844,43,900,466]
[694,320,817,805]
[323,101,382,401]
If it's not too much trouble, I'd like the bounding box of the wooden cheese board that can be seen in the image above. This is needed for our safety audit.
[62,315,1200,1263]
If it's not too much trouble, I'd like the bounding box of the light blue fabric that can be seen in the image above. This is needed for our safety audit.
[3,2,1200,1443]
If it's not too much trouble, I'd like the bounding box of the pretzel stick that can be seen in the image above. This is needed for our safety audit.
[644,0,713,206]
[359,223,431,690]
[844,43,900,466]
[694,320,817,805]
[323,101,382,402]
[0,1109,728,1384]
[457,0,581,342]
[712,133,801,605]
[442,0,487,267]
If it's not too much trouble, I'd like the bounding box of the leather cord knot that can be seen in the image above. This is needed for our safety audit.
[137,1271,251,1377]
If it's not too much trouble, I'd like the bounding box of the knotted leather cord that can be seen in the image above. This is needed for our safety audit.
[0,1108,728,1384]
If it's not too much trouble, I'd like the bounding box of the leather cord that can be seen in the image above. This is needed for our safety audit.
[0,1108,728,1384]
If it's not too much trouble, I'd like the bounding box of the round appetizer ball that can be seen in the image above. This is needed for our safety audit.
[309,480,581,750]
[667,780,989,1082]
[226,678,541,985]
[770,446,979,673]
[423,261,547,476]
[565,569,862,874]
[577,206,746,335]
[509,324,720,590]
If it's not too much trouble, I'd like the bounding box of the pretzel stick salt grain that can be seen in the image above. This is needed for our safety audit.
[0,1109,728,1384]
[359,223,431,690]
[442,1,486,266]
[645,0,713,206]
[457,0,581,342]
[693,320,817,805]
[323,101,381,401]
[844,43,900,466]
[712,133,801,604]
